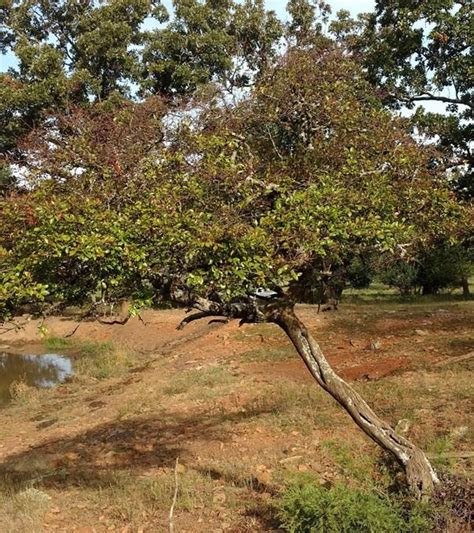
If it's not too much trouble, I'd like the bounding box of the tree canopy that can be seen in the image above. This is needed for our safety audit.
[1,45,468,317]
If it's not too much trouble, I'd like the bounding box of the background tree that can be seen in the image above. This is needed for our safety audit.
[140,0,283,96]
[2,46,469,497]
[333,0,473,199]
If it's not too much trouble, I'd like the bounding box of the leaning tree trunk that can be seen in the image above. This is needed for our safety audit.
[273,307,439,499]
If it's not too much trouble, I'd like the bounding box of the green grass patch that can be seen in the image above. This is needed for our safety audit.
[44,337,135,380]
[277,474,432,532]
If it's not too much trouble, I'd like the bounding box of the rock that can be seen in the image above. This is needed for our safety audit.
[369,340,382,351]
[395,419,411,434]
[415,329,429,336]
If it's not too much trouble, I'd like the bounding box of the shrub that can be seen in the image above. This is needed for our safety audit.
[277,477,432,533]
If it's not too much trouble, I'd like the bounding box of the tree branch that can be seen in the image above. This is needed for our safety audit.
[399,92,473,109]
[177,311,222,330]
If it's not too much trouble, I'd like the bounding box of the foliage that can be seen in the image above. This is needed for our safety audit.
[378,244,472,295]
[277,476,432,532]
[0,46,469,319]
[0,0,283,163]
[333,1,473,198]
[141,0,284,96]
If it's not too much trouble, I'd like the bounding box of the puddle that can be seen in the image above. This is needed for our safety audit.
[0,352,73,404]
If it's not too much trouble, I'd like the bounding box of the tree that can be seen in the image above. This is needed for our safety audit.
[333,1,473,198]
[2,46,469,497]
[140,0,283,96]
[0,0,283,188]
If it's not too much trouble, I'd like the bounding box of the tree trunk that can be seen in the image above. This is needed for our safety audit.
[461,276,470,297]
[273,307,439,499]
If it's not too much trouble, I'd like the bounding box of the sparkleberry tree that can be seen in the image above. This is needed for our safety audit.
[1,45,469,497]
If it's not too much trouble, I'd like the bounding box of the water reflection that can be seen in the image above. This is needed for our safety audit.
[0,352,73,403]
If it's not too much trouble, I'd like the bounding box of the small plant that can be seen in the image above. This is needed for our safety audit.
[427,435,455,470]
[44,336,73,351]
[74,343,133,380]
[277,475,432,533]
[44,337,134,380]
[8,380,40,407]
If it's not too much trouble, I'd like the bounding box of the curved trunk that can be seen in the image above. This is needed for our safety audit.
[273,308,439,499]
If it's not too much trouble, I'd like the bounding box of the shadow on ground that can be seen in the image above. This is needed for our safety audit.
[0,404,277,493]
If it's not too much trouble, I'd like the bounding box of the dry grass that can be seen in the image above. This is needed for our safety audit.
[0,487,51,533]
[162,365,235,399]
[8,381,43,407]
[87,468,214,527]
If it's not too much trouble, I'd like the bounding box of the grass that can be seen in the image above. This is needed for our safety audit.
[243,381,340,434]
[88,468,214,526]
[276,473,433,533]
[8,380,43,407]
[427,435,456,470]
[320,440,380,487]
[44,337,135,380]
[162,365,235,398]
[0,487,51,533]
[1,296,471,530]
[240,346,294,363]
[342,281,474,306]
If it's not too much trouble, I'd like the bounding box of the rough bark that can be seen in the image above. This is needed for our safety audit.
[271,307,439,499]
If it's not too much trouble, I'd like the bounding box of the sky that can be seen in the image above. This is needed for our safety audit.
[0,1,375,72]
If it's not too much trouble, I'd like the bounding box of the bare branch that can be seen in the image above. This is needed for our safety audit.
[169,457,179,533]
[177,311,221,330]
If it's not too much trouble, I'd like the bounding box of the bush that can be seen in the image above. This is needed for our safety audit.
[277,478,432,533]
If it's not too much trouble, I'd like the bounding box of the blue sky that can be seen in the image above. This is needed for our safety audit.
[0,1,375,72]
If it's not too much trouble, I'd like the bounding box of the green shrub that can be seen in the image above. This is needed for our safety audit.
[277,477,432,533]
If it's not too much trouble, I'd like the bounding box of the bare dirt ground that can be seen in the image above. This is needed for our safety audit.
[0,301,473,531]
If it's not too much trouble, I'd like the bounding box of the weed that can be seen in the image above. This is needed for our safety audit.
[277,474,432,532]
[427,435,455,470]
[74,344,133,380]
[8,380,41,407]
[44,337,134,380]
[44,337,72,351]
